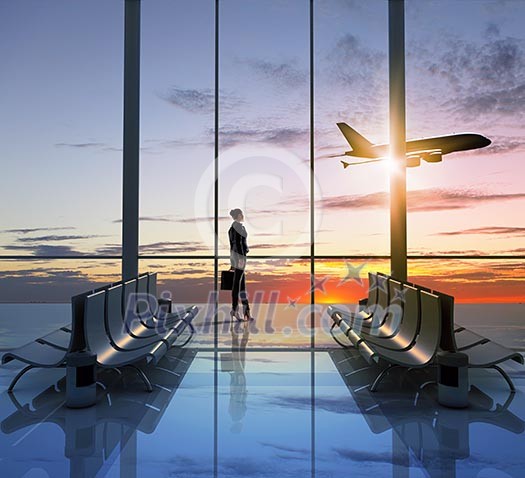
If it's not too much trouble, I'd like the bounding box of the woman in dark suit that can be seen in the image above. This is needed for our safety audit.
[228,208,253,321]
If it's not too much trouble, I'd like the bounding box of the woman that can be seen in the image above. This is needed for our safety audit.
[228,208,253,321]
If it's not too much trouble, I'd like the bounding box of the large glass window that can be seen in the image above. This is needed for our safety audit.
[314,0,390,256]
[2,1,523,354]
[139,0,215,256]
[405,0,525,257]
[0,0,123,257]
[217,259,312,348]
[218,0,310,258]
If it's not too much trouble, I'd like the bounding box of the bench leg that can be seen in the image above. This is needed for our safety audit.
[124,365,153,392]
[8,365,36,393]
[491,365,516,393]
[370,364,401,392]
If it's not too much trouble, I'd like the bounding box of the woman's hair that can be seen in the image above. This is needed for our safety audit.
[229,208,243,219]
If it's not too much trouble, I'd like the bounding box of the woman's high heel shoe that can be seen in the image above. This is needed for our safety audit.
[243,309,254,321]
[230,307,243,321]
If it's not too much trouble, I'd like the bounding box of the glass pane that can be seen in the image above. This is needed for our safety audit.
[139,259,215,347]
[218,351,312,474]
[0,259,121,348]
[408,259,525,304]
[0,0,123,256]
[0,259,121,303]
[218,0,310,257]
[314,258,391,348]
[314,0,389,255]
[405,0,525,256]
[139,0,214,255]
[218,258,311,348]
[408,258,525,350]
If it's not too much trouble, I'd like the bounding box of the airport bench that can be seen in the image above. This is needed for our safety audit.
[1,272,198,392]
[328,272,524,392]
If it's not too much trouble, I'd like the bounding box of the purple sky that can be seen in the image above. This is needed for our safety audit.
[0,0,524,302]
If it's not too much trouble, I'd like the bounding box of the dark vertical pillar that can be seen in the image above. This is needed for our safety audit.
[122,0,141,281]
[310,1,316,477]
[389,0,407,281]
[213,2,219,478]
[392,429,410,478]
[310,0,315,347]
[120,429,137,478]
[214,0,220,349]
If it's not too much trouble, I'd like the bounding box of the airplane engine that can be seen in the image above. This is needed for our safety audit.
[406,155,421,167]
[424,152,442,163]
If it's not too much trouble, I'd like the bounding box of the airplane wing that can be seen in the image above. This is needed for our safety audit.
[341,158,386,169]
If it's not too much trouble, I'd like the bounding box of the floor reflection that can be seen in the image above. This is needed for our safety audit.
[329,348,525,478]
[224,322,250,433]
[0,347,523,477]
[0,348,196,478]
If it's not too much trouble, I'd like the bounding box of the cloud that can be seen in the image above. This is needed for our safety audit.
[265,395,361,414]
[16,234,102,243]
[259,441,309,455]
[506,248,525,254]
[476,135,525,155]
[315,188,525,213]
[241,58,307,87]
[2,227,76,234]
[409,249,486,256]
[412,33,525,120]
[425,36,525,91]
[94,244,122,255]
[316,33,388,131]
[0,244,83,255]
[174,216,220,224]
[329,34,386,86]
[0,266,119,301]
[333,448,396,464]
[138,241,210,254]
[137,125,308,151]
[55,142,106,148]
[250,242,312,250]
[159,87,242,114]
[452,83,525,117]
[485,22,500,39]
[217,126,309,148]
[434,227,525,237]
[113,216,174,224]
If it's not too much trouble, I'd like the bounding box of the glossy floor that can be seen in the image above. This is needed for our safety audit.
[1,327,524,477]
[2,303,525,350]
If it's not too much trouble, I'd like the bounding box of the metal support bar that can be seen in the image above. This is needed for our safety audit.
[491,365,516,393]
[388,0,407,281]
[125,364,153,392]
[122,0,141,281]
[8,364,36,393]
[370,363,401,392]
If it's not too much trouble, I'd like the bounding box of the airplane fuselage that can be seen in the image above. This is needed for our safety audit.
[346,133,491,159]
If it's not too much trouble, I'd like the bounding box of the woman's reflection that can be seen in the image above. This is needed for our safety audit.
[228,321,250,433]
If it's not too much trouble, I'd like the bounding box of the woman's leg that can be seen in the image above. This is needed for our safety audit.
[232,268,243,310]
[239,271,250,314]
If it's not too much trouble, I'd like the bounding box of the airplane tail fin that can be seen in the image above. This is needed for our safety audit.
[336,123,373,152]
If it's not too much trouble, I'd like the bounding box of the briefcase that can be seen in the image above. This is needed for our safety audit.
[220,353,234,372]
[220,270,234,290]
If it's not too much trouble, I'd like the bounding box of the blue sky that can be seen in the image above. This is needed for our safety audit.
[0,0,524,302]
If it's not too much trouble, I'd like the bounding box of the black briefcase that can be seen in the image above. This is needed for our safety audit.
[220,270,234,290]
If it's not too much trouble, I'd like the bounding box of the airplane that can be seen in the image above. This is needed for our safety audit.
[330,123,491,168]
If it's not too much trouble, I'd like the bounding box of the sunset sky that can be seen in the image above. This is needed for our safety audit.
[0,0,524,303]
